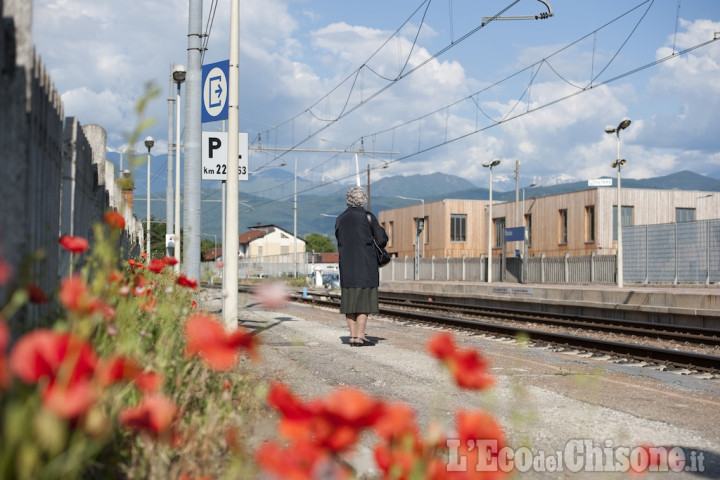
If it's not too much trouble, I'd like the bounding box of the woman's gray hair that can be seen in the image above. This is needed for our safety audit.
[346,186,367,207]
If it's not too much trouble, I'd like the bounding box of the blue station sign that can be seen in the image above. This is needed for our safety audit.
[201,60,229,123]
[504,226,526,242]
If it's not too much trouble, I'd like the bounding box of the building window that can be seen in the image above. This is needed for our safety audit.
[613,206,634,240]
[494,217,505,248]
[524,214,532,247]
[585,206,595,243]
[386,221,393,247]
[281,245,290,255]
[676,208,695,223]
[558,209,568,245]
[450,214,466,242]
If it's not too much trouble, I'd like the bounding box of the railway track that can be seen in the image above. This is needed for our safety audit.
[291,289,720,374]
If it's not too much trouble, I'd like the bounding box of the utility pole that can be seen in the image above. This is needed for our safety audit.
[224,0,240,330]
[366,164,371,211]
[184,0,203,280]
[515,160,520,222]
[166,63,175,241]
[293,157,298,278]
[515,159,520,259]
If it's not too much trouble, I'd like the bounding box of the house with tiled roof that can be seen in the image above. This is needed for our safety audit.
[239,224,306,258]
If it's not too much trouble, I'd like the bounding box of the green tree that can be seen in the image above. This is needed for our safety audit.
[201,237,221,261]
[305,233,336,253]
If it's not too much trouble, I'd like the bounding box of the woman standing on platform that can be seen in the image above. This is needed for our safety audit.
[335,186,388,346]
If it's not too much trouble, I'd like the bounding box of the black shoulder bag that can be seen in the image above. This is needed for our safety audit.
[366,213,391,267]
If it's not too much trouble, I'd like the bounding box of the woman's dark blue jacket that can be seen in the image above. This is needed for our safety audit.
[335,207,388,288]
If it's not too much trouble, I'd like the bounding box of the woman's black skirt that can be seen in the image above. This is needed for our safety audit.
[339,287,379,314]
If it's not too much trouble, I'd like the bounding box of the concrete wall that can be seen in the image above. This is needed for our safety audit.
[1,3,142,328]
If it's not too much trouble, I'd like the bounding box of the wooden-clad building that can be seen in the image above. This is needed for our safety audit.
[379,188,720,260]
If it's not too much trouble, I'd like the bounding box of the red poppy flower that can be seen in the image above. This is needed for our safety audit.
[0,320,9,389]
[267,381,314,421]
[103,210,126,229]
[9,330,99,418]
[148,259,165,274]
[128,258,145,269]
[450,348,495,390]
[26,283,48,303]
[96,355,162,393]
[96,355,142,386]
[453,410,508,478]
[108,270,124,283]
[256,440,334,480]
[184,312,259,370]
[60,275,114,318]
[141,252,147,259]
[134,371,163,393]
[427,332,456,360]
[322,387,384,429]
[267,382,385,453]
[455,410,505,446]
[118,394,177,439]
[141,295,157,312]
[373,402,419,441]
[59,235,89,254]
[374,442,419,479]
[177,274,198,290]
[427,332,495,391]
[42,379,98,419]
[162,256,178,266]
[222,379,232,391]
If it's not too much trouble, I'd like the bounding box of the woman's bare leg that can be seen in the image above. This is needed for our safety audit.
[355,313,368,340]
[345,314,358,342]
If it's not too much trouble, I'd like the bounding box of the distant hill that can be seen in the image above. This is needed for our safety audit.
[370,173,477,198]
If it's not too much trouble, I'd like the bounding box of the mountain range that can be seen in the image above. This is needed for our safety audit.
[119,156,720,241]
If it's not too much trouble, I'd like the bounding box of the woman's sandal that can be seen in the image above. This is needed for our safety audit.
[349,336,358,347]
[356,337,375,346]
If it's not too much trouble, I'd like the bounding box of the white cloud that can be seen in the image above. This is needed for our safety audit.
[29,0,720,192]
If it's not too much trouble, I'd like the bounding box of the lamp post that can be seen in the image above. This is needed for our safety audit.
[605,117,631,288]
[172,65,186,272]
[144,136,154,263]
[521,183,536,283]
[483,159,500,283]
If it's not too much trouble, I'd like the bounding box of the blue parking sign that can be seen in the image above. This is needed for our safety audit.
[201,60,229,123]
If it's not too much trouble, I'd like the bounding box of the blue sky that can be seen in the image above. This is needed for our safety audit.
[32,0,720,194]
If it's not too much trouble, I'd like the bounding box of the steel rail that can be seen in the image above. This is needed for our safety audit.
[292,292,720,373]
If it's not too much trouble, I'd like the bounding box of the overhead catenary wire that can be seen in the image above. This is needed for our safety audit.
[242,33,718,205]
[193,0,715,223]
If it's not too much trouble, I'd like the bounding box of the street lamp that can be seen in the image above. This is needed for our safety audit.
[605,117,631,288]
[144,136,154,264]
[522,183,537,220]
[521,183,536,283]
[172,64,186,272]
[483,159,500,283]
